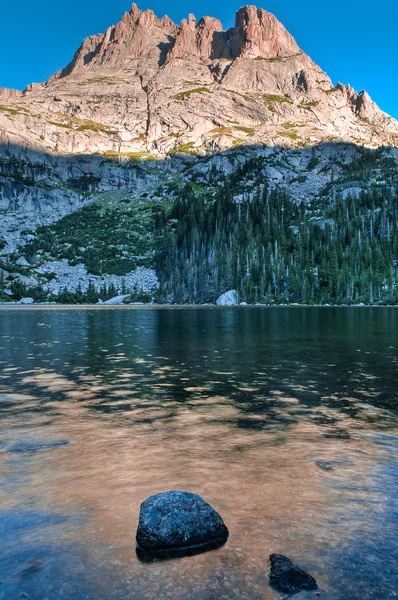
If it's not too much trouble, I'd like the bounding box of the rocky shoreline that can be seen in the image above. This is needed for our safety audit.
[0,302,396,308]
[135,490,317,594]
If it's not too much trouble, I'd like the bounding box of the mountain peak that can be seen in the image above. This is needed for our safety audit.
[56,4,303,75]
[0,2,397,158]
[235,5,300,58]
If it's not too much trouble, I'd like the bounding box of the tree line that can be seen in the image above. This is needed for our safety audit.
[155,159,397,304]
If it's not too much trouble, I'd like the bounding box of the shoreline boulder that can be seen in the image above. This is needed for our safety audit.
[103,294,131,305]
[216,290,238,306]
[136,490,229,553]
[269,554,318,594]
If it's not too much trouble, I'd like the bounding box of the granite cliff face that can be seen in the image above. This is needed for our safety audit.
[1,3,398,160]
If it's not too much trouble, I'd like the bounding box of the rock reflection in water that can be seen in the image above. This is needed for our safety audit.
[0,306,397,599]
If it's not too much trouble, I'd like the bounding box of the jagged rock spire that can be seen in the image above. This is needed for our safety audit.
[58,4,303,74]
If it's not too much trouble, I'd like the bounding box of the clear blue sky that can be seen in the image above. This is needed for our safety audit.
[1,0,397,118]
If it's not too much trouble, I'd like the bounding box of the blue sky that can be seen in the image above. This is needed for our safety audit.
[1,0,397,118]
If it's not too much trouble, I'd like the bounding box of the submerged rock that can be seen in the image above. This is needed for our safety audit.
[315,460,334,471]
[4,439,69,453]
[216,290,238,306]
[136,490,229,553]
[323,428,350,440]
[269,554,318,594]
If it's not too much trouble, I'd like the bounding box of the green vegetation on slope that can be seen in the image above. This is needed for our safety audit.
[325,87,340,95]
[263,94,293,104]
[7,146,398,306]
[0,105,30,116]
[264,94,293,112]
[76,120,119,135]
[224,89,256,103]
[21,197,161,276]
[154,156,398,305]
[175,88,211,101]
[278,130,301,140]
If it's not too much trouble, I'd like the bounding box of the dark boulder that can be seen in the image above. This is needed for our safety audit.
[269,554,318,594]
[136,490,229,553]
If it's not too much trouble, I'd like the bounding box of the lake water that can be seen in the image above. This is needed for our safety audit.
[0,306,397,600]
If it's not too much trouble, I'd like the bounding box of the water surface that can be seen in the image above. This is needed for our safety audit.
[0,307,397,599]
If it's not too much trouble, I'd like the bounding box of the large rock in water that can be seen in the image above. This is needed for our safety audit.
[136,490,229,553]
[216,290,238,306]
[269,554,318,594]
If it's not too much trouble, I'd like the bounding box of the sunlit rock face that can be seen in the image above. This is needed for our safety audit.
[0,2,398,160]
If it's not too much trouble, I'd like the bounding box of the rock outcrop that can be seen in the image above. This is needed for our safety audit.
[0,2,397,162]
[233,6,300,59]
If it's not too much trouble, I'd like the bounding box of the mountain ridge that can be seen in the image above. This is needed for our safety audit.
[1,3,398,159]
[0,4,397,305]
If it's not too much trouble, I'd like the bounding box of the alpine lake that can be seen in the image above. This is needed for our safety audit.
[0,306,397,600]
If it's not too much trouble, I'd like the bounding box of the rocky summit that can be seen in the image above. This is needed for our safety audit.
[1,3,397,158]
[0,4,397,305]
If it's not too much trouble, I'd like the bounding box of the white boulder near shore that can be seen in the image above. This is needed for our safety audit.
[20,298,34,305]
[103,294,131,305]
[216,290,239,306]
